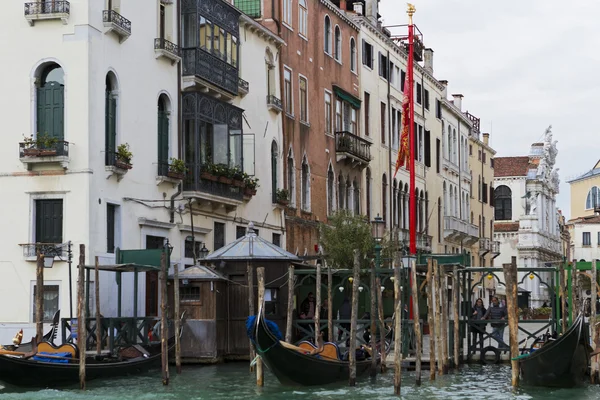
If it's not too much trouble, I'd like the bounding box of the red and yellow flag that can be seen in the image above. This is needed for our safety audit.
[394,74,411,177]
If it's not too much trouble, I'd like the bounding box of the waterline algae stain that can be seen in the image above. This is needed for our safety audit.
[0,363,598,400]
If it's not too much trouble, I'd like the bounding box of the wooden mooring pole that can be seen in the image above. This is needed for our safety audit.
[452,265,460,369]
[327,263,333,343]
[285,264,295,343]
[160,251,169,386]
[573,261,579,319]
[349,249,360,387]
[35,251,45,344]
[174,264,182,374]
[591,259,598,383]
[95,257,102,355]
[409,257,422,385]
[441,267,449,374]
[256,267,265,387]
[504,257,519,387]
[370,261,377,377]
[559,262,567,334]
[393,264,402,395]
[247,261,255,371]
[434,260,443,376]
[315,263,322,344]
[78,244,86,390]
[376,276,386,373]
[426,258,436,381]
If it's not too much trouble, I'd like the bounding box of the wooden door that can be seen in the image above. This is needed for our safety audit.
[37,82,64,141]
[227,275,249,355]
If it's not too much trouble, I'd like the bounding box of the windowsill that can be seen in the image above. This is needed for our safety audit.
[351,69,357,76]
[301,209,312,216]
[335,58,342,65]
[300,120,310,128]
[285,112,295,120]
[325,132,334,138]
[363,65,373,71]
[299,33,308,41]
[324,51,332,58]
[282,22,293,31]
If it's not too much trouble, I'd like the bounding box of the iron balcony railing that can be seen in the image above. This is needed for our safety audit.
[234,0,261,18]
[154,38,180,57]
[19,140,69,158]
[238,77,249,93]
[25,1,70,15]
[20,242,69,258]
[266,95,283,111]
[335,131,371,163]
[479,238,490,251]
[491,240,501,254]
[444,216,479,238]
[182,48,238,95]
[183,164,243,201]
[103,9,131,35]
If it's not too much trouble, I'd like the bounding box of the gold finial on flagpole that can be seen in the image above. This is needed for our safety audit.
[407,3,416,24]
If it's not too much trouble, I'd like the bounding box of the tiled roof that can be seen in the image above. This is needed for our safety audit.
[567,215,600,225]
[494,222,520,232]
[494,156,531,177]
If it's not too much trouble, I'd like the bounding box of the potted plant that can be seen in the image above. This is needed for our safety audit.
[36,133,59,156]
[533,306,552,320]
[231,166,245,187]
[244,175,259,196]
[22,135,40,156]
[115,143,133,170]
[214,163,233,184]
[168,158,186,179]
[200,163,217,181]
[275,188,289,205]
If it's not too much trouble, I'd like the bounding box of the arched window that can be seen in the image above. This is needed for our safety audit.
[338,173,345,210]
[298,0,308,37]
[447,126,452,161]
[105,72,119,166]
[392,179,398,227]
[586,186,600,209]
[452,129,457,163]
[353,179,360,215]
[382,174,388,225]
[327,165,335,215]
[366,168,372,219]
[271,141,278,202]
[425,191,429,234]
[287,149,295,207]
[334,25,341,61]
[350,37,357,72]
[494,185,512,220]
[37,63,65,142]
[443,182,447,216]
[301,156,310,211]
[397,181,403,228]
[157,94,170,176]
[346,176,352,212]
[437,198,442,242]
[265,49,275,97]
[324,16,331,54]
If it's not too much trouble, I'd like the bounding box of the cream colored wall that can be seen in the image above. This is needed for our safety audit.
[569,174,600,219]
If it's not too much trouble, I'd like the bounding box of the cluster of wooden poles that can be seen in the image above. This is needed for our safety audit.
[248,251,466,393]
[32,244,185,390]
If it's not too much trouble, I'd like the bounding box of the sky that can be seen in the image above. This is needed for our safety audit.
[379,0,600,219]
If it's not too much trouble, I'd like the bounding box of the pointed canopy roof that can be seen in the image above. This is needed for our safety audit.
[205,222,300,262]
[168,265,226,281]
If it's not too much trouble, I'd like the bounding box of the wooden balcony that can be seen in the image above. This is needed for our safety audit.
[335,131,371,168]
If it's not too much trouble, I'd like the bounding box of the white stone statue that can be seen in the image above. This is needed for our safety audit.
[537,158,547,181]
[550,168,560,192]
[527,192,538,215]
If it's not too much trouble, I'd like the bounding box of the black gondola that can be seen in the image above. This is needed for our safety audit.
[1,310,61,353]
[250,311,377,386]
[0,335,176,388]
[518,313,592,388]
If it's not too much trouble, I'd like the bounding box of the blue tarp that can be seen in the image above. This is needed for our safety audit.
[33,352,72,363]
[246,315,282,341]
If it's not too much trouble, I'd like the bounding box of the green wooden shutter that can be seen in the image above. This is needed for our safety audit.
[36,83,64,140]
[35,199,63,244]
[157,110,169,175]
[105,93,117,165]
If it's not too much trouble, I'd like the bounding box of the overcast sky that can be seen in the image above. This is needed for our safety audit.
[379,0,600,219]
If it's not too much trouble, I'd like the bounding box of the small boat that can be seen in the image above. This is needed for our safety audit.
[518,313,592,388]
[0,336,176,388]
[249,310,377,386]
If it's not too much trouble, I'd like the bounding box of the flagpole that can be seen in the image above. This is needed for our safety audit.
[407,4,417,256]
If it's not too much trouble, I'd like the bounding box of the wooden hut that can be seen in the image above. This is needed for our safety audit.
[167,265,227,363]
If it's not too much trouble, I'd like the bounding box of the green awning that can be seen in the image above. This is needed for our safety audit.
[333,85,361,109]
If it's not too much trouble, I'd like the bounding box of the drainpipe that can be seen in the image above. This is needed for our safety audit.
[387,50,392,232]
[274,0,287,247]
[170,0,183,224]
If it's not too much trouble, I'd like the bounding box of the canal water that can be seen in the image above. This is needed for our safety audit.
[0,363,598,400]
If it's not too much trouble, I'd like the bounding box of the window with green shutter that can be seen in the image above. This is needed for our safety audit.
[35,199,63,244]
[157,96,170,176]
[105,73,118,166]
[37,64,64,140]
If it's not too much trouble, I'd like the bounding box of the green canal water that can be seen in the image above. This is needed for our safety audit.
[0,363,598,400]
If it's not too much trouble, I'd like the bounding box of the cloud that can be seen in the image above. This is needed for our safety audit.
[379,0,600,218]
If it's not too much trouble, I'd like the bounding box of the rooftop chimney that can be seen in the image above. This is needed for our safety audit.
[439,80,448,98]
[365,0,378,25]
[452,93,464,111]
[340,0,347,11]
[482,133,489,146]
[353,1,363,15]
[423,48,433,74]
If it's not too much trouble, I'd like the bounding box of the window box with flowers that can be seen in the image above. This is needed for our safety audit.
[213,163,233,185]
[115,143,133,170]
[231,166,245,187]
[167,158,187,180]
[200,163,218,181]
[21,133,59,157]
[243,175,259,198]
[275,188,289,206]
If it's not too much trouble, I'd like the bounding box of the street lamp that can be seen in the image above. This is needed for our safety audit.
[199,243,209,260]
[371,213,385,268]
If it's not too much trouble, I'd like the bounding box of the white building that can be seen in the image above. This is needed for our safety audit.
[0,0,284,343]
[440,94,479,254]
[493,129,562,306]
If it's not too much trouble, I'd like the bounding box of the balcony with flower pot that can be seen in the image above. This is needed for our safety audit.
[183,163,248,211]
[274,188,289,207]
[157,157,186,187]
[105,143,132,181]
[19,133,70,170]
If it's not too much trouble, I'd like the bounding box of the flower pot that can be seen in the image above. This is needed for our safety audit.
[38,149,57,156]
[244,188,256,197]
[232,179,244,187]
[219,176,233,185]
[277,199,289,206]
[167,171,184,180]
[23,148,40,156]
[200,172,215,181]
[115,160,132,170]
